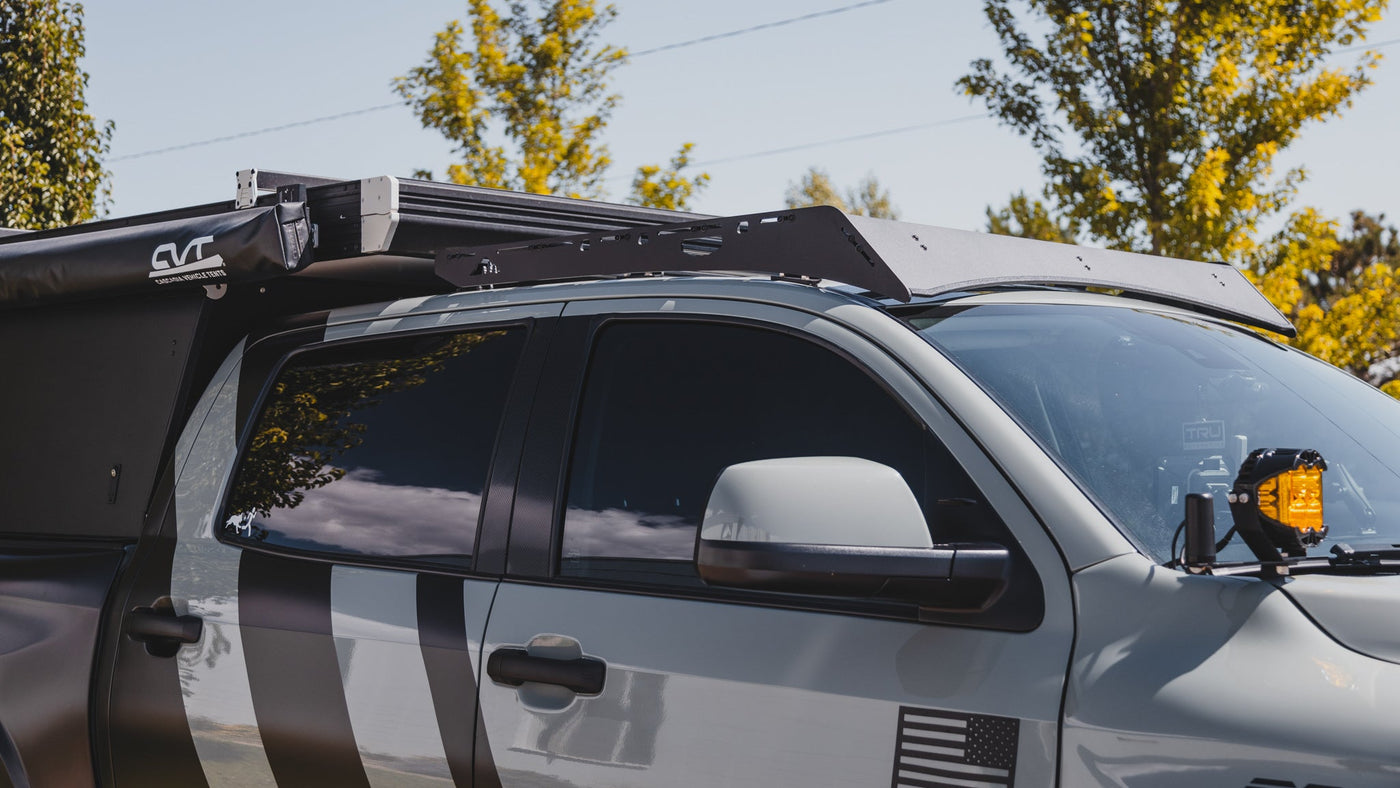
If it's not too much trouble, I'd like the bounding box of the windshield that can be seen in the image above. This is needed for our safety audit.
[910,301,1400,563]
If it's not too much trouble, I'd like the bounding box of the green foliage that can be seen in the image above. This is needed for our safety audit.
[987,191,1080,244]
[784,167,899,219]
[630,143,709,210]
[0,0,111,229]
[960,0,1384,260]
[397,0,708,209]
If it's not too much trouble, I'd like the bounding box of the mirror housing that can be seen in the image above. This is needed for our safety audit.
[695,457,1010,612]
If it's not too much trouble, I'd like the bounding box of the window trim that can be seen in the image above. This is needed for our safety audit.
[213,318,540,577]
[507,306,1046,631]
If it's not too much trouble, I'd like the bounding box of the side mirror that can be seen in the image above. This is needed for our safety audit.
[695,457,1009,612]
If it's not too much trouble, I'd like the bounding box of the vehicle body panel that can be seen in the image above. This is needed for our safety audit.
[1065,552,1400,786]
[479,291,1075,786]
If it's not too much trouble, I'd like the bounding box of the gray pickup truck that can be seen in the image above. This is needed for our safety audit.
[3,170,1397,788]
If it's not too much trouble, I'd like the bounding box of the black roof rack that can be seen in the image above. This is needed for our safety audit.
[436,206,912,301]
[0,169,1291,336]
[436,205,1294,336]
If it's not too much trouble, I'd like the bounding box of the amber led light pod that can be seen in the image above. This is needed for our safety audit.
[1229,448,1328,560]
[1256,464,1324,536]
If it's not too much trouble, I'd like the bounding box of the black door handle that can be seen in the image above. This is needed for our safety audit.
[487,647,606,695]
[127,597,202,657]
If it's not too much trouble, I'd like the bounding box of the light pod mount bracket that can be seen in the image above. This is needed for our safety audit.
[1228,448,1328,563]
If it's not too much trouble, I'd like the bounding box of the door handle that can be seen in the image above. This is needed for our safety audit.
[487,647,606,695]
[127,597,202,657]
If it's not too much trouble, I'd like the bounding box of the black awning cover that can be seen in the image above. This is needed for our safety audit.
[0,202,311,308]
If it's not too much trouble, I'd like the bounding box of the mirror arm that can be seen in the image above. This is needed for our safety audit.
[697,539,1010,613]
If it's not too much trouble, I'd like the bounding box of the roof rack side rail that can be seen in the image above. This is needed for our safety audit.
[435,206,914,301]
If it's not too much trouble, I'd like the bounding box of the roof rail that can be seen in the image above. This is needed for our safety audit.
[436,205,1294,336]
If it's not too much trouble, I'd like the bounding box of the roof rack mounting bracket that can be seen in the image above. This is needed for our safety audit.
[360,175,401,254]
[235,169,258,209]
[236,168,344,209]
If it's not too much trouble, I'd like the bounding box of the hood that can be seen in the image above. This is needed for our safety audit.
[1279,574,1400,665]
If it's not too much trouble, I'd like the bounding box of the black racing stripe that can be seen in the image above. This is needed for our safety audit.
[0,720,24,788]
[239,552,369,787]
[102,497,210,788]
[417,574,500,788]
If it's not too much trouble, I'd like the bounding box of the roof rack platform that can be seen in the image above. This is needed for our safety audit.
[435,205,1294,336]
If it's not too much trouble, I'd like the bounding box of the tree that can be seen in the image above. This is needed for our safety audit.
[0,0,111,229]
[784,167,899,219]
[1305,210,1400,304]
[960,1,1384,260]
[396,0,707,208]
[630,142,709,210]
[1249,210,1400,395]
[986,191,1080,244]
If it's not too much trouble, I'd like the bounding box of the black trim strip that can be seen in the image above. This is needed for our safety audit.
[416,574,491,787]
[475,318,555,576]
[507,315,595,578]
[239,552,369,787]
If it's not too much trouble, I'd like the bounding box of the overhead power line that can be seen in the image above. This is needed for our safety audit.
[108,0,897,163]
[629,0,894,57]
[601,112,993,187]
[110,103,402,162]
[692,113,991,168]
[1336,36,1400,54]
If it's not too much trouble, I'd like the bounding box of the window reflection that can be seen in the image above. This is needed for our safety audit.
[916,303,1400,562]
[559,321,1000,585]
[223,328,524,563]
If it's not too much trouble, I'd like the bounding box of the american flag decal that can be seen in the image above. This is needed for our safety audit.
[890,705,1019,788]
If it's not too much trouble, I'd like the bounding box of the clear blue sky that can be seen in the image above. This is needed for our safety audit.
[82,1,1400,236]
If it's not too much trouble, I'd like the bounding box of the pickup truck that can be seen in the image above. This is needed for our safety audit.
[3,170,1398,788]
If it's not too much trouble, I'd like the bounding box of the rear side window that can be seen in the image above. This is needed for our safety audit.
[560,320,1005,586]
[221,327,526,567]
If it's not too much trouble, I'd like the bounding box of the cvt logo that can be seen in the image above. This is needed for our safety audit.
[149,235,226,282]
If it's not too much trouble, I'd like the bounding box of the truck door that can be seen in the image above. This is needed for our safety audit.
[104,302,557,786]
[477,300,1075,787]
